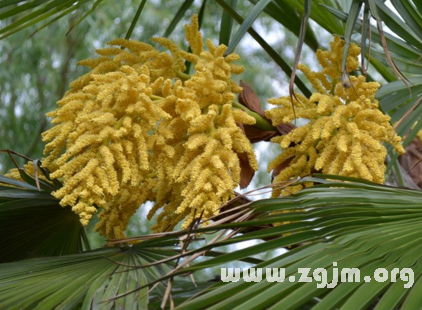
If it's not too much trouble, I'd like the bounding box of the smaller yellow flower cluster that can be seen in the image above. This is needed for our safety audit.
[266,37,404,197]
[39,15,257,239]
[5,161,53,184]
[316,36,360,80]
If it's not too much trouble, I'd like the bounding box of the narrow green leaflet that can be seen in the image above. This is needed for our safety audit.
[219,0,237,46]
[170,176,422,310]
[0,171,86,262]
[0,240,177,309]
[0,0,93,40]
[226,0,272,54]
[163,0,195,37]
[279,0,344,35]
[249,0,319,51]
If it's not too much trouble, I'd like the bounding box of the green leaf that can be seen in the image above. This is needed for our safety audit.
[390,0,422,40]
[0,240,175,309]
[256,0,319,51]
[170,176,422,309]
[0,194,87,262]
[66,0,104,36]
[0,175,39,190]
[226,0,272,54]
[340,0,362,78]
[376,0,422,52]
[0,163,87,262]
[163,0,195,37]
[0,0,30,9]
[279,0,344,35]
[289,0,312,100]
[125,0,147,40]
[219,0,237,46]
[0,0,93,40]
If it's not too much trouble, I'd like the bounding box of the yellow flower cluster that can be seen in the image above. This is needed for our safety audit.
[266,37,405,197]
[40,16,257,239]
[5,161,54,183]
[417,128,422,143]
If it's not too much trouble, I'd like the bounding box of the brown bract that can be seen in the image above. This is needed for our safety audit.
[237,81,296,184]
[399,137,422,189]
[236,151,255,188]
[238,81,296,142]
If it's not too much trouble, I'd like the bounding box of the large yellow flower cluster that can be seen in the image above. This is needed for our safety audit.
[41,16,257,239]
[266,37,405,197]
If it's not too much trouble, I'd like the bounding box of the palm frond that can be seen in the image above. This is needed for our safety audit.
[225,0,273,55]
[0,0,101,40]
[0,238,177,309]
[164,175,422,310]
[0,157,88,262]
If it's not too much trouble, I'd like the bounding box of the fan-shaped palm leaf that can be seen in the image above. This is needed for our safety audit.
[0,238,178,309]
[0,156,88,263]
[170,175,422,310]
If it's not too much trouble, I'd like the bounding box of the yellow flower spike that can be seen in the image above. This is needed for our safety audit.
[150,37,186,72]
[268,147,295,173]
[232,135,258,170]
[341,151,354,173]
[346,122,361,139]
[363,154,384,181]
[392,134,406,154]
[326,36,360,78]
[183,134,209,151]
[328,151,348,175]
[147,15,257,230]
[306,147,318,170]
[298,64,327,94]
[184,15,204,56]
[315,71,332,90]
[215,160,238,187]
[360,132,382,151]
[331,104,347,127]
[349,141,364,173]
[231,108,256,125]
[267,36,405,197]
[336,76,381,102]
[215,127,233,149]
[280,125,309,149]
[311,117,328,140]
[108,39,154,54]
[337,131,351,152]
[316,50,330,70]
[4,161,56,187]
[42,123,74,165]
[95,177,156,239]
[315,94,332,114]
[320,118,336,139]
[314,138,335,170]
[218,104,254,126]
[273,155,307,185]
[188,110,218,135]
[153,97,256,230]
[210,155,225,170]
[109,144,131,185]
